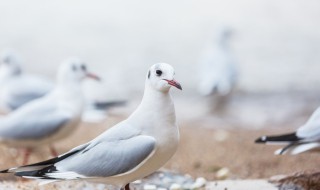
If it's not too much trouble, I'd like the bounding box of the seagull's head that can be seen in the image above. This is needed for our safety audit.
[0,49,22,76]
[57,57,100,84]
[146,63,182,92]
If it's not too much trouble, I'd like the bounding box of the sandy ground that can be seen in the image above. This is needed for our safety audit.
[0,115,319,183]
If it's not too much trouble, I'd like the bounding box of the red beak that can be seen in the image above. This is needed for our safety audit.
[164,79,182,90]
[86,72,101,81]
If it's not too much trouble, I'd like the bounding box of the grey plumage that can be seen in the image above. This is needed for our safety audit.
[0,103,70,140]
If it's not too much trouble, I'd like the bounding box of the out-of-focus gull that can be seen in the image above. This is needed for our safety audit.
[0,49,53,112]
[0,57,100,164]
[255,107,320,155]
[0,49,126,122]
[1,63,182,190]
[198,27,237,96]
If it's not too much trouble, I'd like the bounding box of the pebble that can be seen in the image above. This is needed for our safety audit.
[216,168,230,179]
[169,183,182,190]
[144,184,157,190]
[191,177,207,189]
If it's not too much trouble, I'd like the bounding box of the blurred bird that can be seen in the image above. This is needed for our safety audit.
[0,58,100,164]
[198,27,238,97]
[255,107,320,155]
[0,49,126,121]
[0,49,53,112]
[0,63,182,190]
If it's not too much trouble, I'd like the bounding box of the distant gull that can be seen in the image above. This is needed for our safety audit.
[0,57,100,164]
[0,49,53,112]
[198,27,237,96]
[255,107,320,155]
[0,49,126,121]
[1,63,182,190]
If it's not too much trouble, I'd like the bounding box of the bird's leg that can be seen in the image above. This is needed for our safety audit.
[22,148,32,165]
[120,184,131,190]
[125,183,130,190]
[49,145,58,157]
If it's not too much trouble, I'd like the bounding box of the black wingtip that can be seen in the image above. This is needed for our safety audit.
[15,165,57,179]
[254,132,301,143]
[0,169,9,173]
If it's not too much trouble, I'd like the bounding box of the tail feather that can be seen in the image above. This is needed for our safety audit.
[275,142,320,155]
[15,165,58,179]
[0,143,88,174]
[255,132,301,144]
[275,143,296,155]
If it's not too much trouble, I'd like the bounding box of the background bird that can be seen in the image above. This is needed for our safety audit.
[198,26,238,113]
[0,63,182,190]
[255,107,320,155]
[0,49,53,112]
[0,58,100,165]
[0,49,126,122]
[198,26,238,97]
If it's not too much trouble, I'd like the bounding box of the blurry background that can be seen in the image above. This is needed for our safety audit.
[0,0,320,181]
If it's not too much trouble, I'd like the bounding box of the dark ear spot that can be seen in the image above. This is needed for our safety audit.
[148,70,151,79]
[81,64,87,71]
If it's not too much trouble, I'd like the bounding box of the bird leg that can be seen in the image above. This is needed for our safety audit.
[120,184,130,190]
[22,148,32,165]
[49,145,58,157]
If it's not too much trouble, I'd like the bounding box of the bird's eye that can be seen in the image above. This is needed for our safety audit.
[81,64,87,71]
[156,70,162,76]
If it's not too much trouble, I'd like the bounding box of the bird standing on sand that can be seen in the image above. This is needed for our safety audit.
[1,63,182,190]
[0,49,53,112]
[255,107,320,155]
[0,58,100,164]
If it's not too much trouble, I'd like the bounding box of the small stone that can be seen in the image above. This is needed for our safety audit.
[144,184,157,190]
[216,168,230,179]
[191,177,207,189]
[213,130,229,142]
[169,183,182,190]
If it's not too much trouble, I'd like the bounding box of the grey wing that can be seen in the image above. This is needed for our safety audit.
[0,105,71,140]
[52,135,156,178]
[6,93,46,110]
[5,75,53,110]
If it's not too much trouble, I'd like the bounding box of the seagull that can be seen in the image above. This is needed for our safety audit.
[0,49,126,121]
[198,27,237,97]
[0,63,182,190]
[255,107,320,155]
[0,49,53,112]
[0,57,100,165]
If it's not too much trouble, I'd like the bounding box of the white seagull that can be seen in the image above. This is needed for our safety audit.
[1,63,182,190]
[0,57,100,164]
[198,27,237,96]
[255,107,320,155]
[0,50,126,122]
[0,49,53,112]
